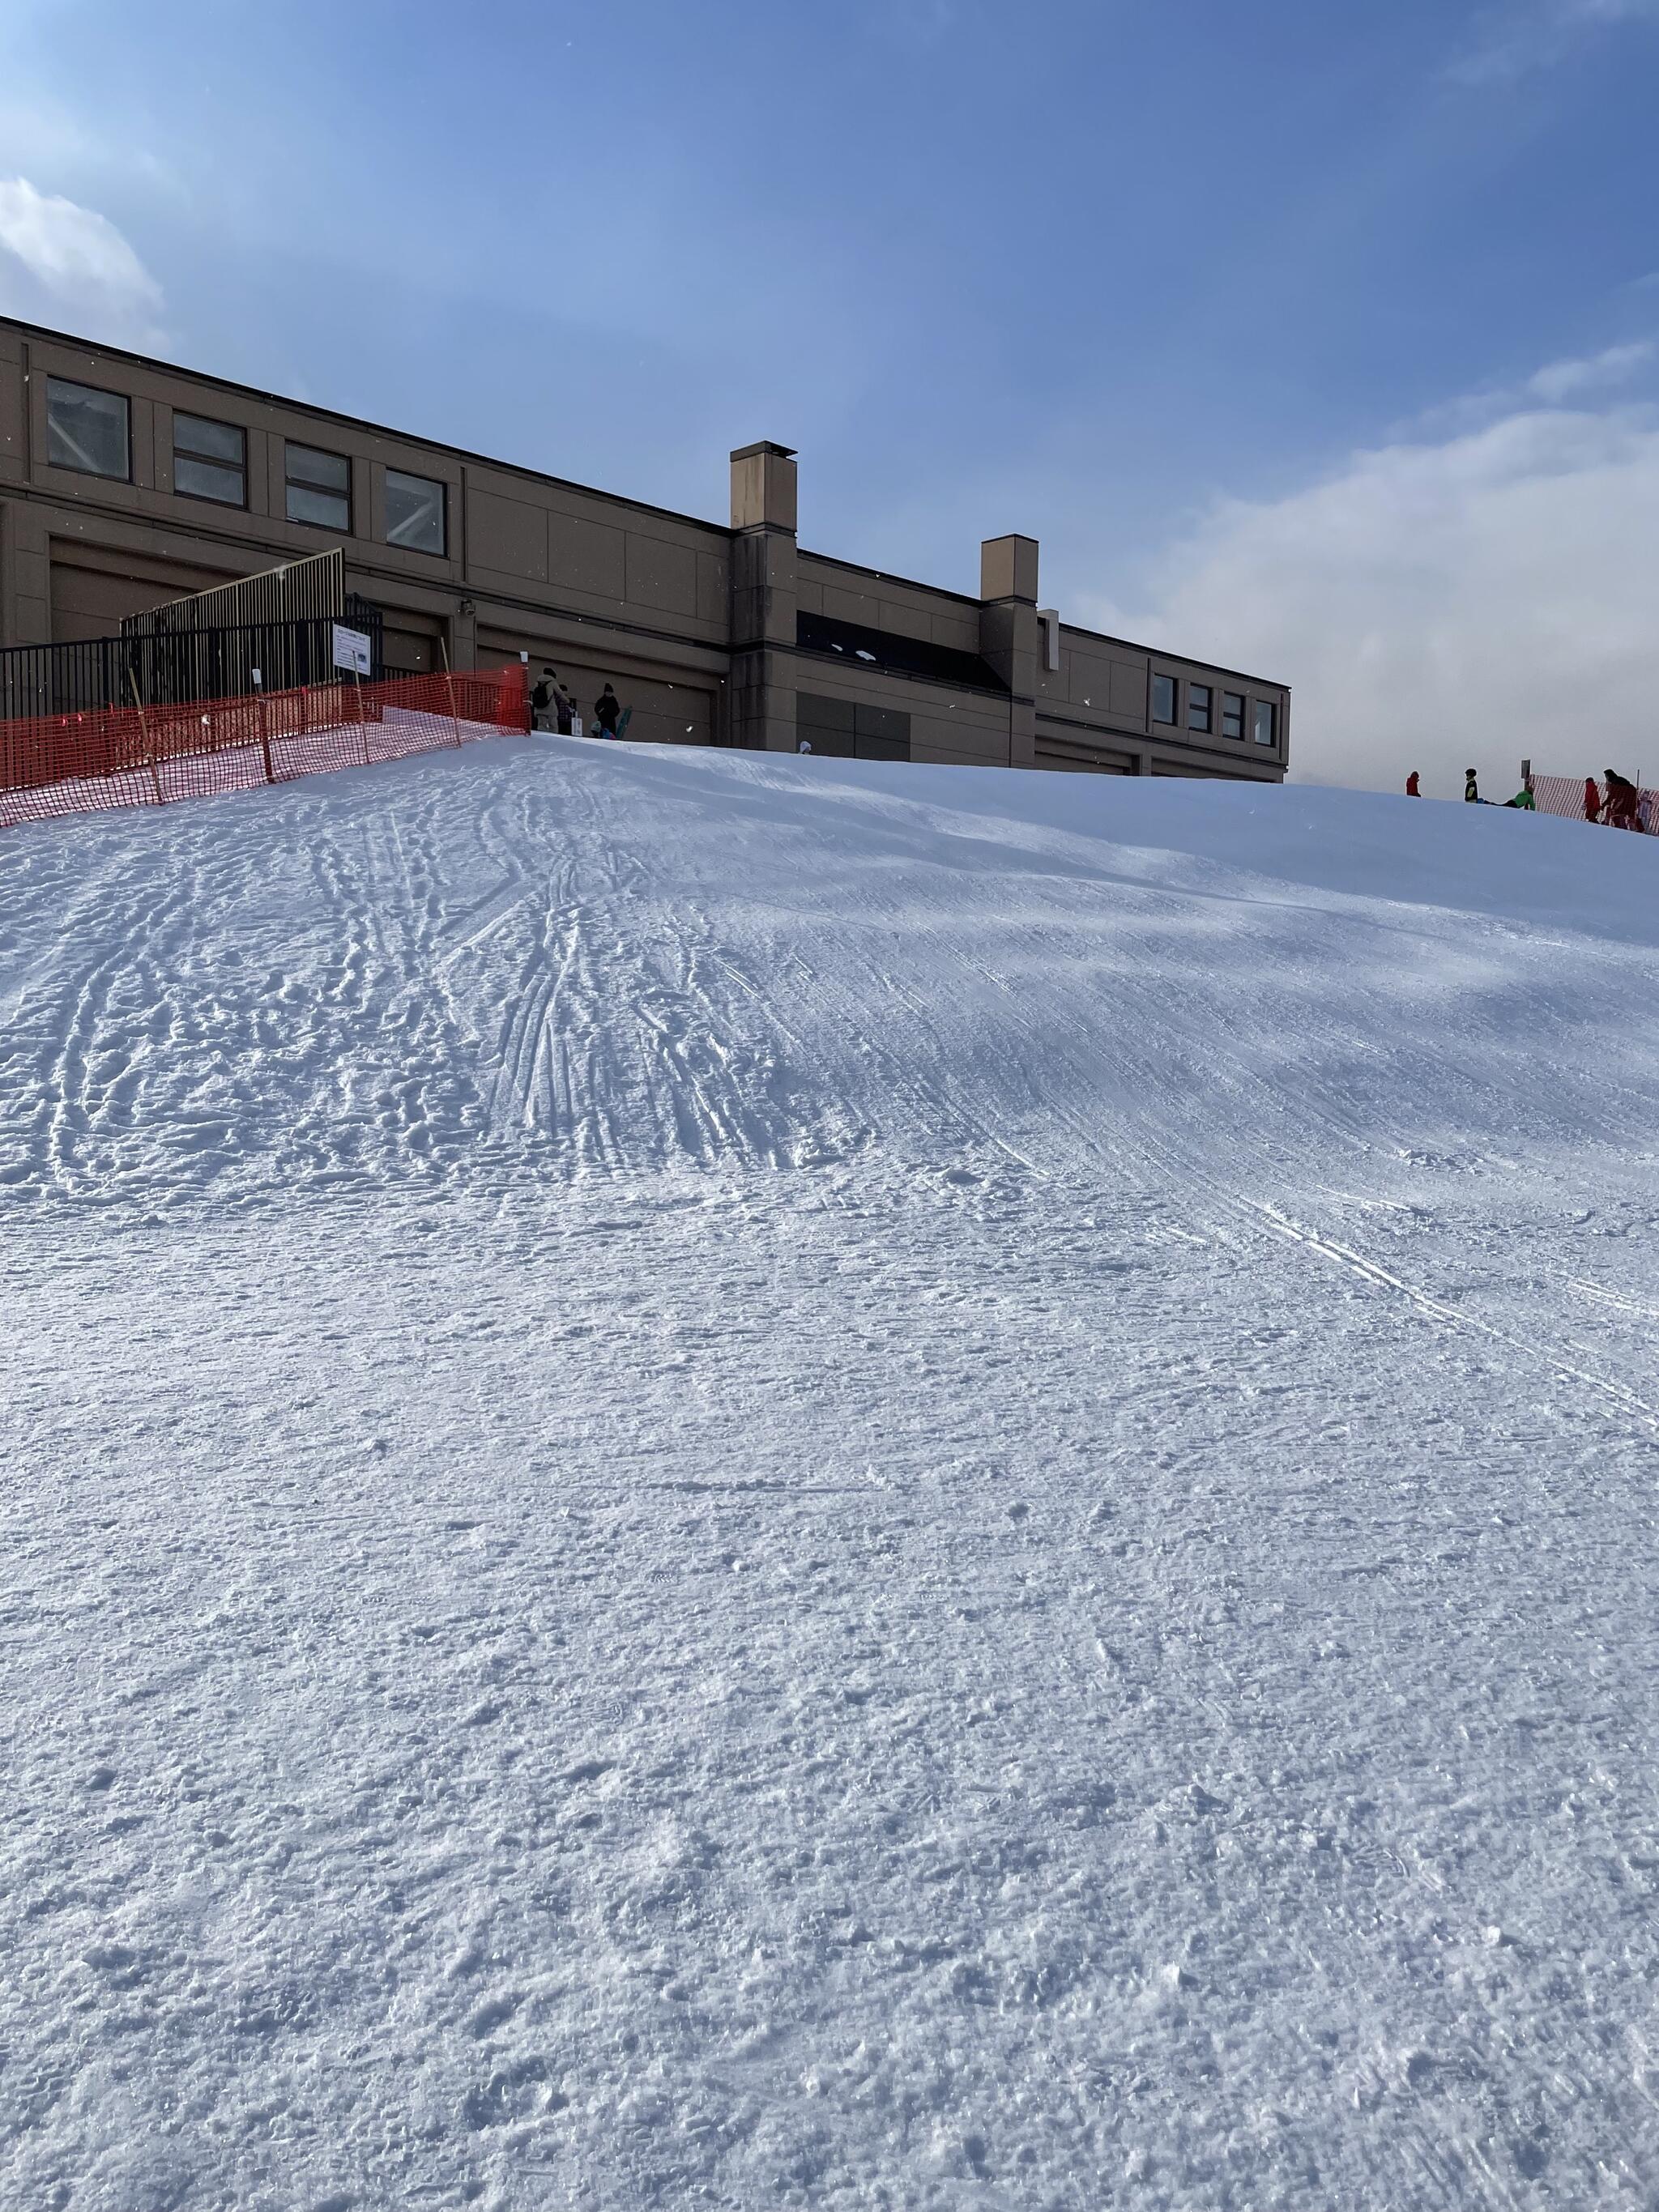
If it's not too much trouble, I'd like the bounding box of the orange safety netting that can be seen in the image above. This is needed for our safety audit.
[0,665,531,831]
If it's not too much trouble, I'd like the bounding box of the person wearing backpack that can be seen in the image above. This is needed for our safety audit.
[531,666,565,733]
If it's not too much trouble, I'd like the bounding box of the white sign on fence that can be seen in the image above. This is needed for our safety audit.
[331,624,373,676]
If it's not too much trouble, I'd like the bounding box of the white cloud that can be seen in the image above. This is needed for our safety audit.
[1451,0,1659,83]
[1083,401,1659,796]
[1525,340,1656,401]
[0,177,164,342]
[1405,340,1657,438]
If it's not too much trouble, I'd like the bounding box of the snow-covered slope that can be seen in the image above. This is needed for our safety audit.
[2,735,1656,1204]
[2,738,1657,2210]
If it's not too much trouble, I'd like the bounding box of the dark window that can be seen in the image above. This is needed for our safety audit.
[46,377,130,480]
[286,442,352,531]
[1187,683,1213,735]
[1253,700,1277,748]
[854,702,911,761]
[1222,691,1245,739]
[795,610,1004,693]
[796,693,911,762]
[386,468,446,556]
[173,412,246,506]
[1151,673,1177,724]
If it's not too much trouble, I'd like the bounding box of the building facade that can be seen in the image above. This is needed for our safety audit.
[0,318,1289,778]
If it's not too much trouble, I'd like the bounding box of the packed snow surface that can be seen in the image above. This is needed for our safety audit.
[2,735,1658,2210]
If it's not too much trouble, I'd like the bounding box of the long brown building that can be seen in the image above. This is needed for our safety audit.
[0,316,1289,778]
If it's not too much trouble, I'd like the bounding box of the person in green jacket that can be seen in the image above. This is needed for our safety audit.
[1505,775,1536,810]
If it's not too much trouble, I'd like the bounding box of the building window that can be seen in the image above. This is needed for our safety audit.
[1187,683,1213,735]
[796,693,911,762]
[1253,700,1277,748]
[285,442,352,531]
[173,413,246,507]
[385,468,446,556]
[46,377,130,480]
[1151,673,1177,724]
[1222,691,1245,739]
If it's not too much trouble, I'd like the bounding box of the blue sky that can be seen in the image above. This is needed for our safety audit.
[3,0,1659,788]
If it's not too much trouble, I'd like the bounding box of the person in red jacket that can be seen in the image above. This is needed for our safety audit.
[1405,771,1421,796]
[1584,776,1603,823]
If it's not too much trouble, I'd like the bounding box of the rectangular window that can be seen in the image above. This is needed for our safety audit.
[46,377,130,480]
[1222,691,1245,739]
[173,412,246,506]
[1187,683,1213,735]
[854,702,911,762]
[385,468,446,556]
[1253,700,1277,748]
[1151,673,1177,724]
[285,442,352,531]
[795,695,911,762]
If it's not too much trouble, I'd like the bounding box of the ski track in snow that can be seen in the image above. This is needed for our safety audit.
[2,735,1659,2209]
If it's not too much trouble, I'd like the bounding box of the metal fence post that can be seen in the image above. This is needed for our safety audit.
[254,671,274,786]
[128,670,162,805]
[439,637,463,748]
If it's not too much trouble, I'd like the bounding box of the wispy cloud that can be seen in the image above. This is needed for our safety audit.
[1450,0,1659,85]
[1085,371,1659,795]
[0,176,164,343]
[1405,339,1657,437]
[1526,339,1656,400]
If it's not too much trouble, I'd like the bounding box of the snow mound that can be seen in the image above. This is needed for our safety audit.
[3,737,1659,2211]
[1,732,1654,1204]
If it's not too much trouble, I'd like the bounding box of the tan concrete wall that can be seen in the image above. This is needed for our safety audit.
[0,315,1288,786]
[1039,636,1150,727]
[0,324,24,488]
[792,654,1011,767]
[797,554,983,657]
[1145,646,1290,777]
[1033,624,1291,780]
[50,540,228,642]
[546,660,716,748]
[1034,731,1138,775]
[0,320,731,695]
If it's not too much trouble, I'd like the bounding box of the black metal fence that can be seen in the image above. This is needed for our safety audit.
[124,548,348,641]
[0,600,386,722]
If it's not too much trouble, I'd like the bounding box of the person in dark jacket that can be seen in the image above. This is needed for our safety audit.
[595,684,622,738]
[1605,769,1642,830]
[1405,771,1421,796]
[1464,769,1480,803]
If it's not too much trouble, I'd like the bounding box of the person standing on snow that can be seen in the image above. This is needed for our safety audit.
[594,684,623,739]
[530,666,561,732]
[1605,769,1643,830]
[1465,769,1481,803]
[1584,775,1603,823]
[1405,771,1421,796]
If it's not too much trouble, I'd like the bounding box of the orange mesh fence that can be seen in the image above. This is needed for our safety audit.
[0,664,531,830]
[1533,773,1657,833]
